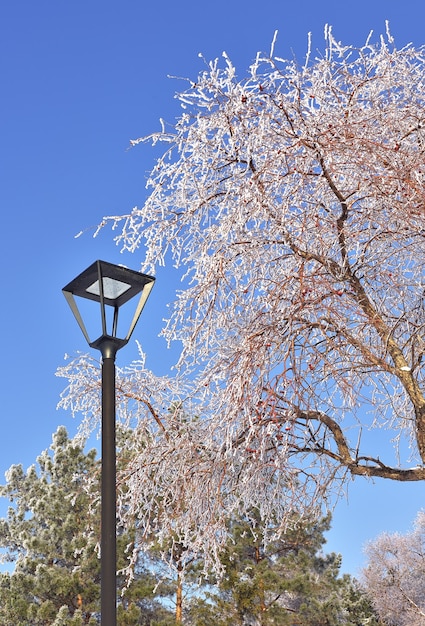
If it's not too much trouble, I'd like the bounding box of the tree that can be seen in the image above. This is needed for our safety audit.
[362,511,425,626]
[187,513,379,626]
[58,26,425,568]
[0,427,173,625]
[139,538,208,625]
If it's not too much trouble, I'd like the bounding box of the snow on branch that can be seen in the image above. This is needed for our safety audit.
[61,28,425,572]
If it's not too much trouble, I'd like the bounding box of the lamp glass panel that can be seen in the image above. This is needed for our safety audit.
[86,277,132,300]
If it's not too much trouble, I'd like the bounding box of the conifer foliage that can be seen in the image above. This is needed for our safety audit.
[0,427,172,625]
[0,428,379,625]
[187,514,378,625]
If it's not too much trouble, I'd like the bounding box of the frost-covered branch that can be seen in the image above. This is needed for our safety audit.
[362,511,425,625]
[59,28,425,570]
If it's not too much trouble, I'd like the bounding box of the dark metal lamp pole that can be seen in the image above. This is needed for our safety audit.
[63,260,155,626]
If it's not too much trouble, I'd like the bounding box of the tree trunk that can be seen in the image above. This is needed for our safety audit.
[255,544,267,624]
[176,563,183,623]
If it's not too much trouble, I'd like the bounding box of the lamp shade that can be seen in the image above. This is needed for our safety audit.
[63,260,155,352]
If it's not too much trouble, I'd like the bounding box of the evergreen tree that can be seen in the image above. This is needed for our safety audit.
[156,543,208,625]
[0,427,172,625]
[187,514,379,626]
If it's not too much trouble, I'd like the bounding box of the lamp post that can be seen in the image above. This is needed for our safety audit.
[63,260,155,626]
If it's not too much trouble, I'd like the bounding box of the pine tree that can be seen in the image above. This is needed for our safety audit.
[187,513,379,626]
[0,427,172,625]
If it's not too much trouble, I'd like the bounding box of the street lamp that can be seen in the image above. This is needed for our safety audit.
[63,260,155,626]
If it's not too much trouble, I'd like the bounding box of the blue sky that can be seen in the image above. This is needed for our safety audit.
[1,0,424,576]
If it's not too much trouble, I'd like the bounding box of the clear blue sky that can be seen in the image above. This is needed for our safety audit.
[1,0,424,577]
